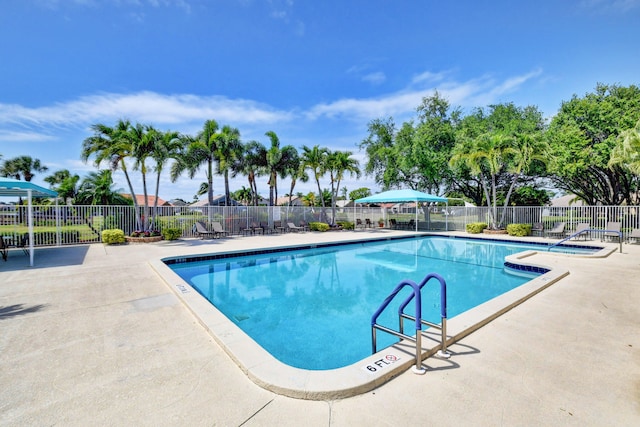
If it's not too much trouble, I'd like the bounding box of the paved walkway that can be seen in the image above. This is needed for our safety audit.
[1,230,639,426]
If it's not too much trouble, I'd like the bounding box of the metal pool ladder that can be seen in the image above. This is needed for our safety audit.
[370,273,449,375]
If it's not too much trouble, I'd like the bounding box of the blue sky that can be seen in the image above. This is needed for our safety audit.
[1,0,639,202]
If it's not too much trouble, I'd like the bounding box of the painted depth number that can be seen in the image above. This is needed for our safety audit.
[363,354,400,373]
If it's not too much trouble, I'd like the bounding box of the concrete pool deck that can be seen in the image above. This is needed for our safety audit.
[1,230,639,425]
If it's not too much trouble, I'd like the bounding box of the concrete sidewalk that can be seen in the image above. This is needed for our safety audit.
[1,231,639,426]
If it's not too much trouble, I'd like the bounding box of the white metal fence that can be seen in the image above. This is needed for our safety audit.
[1,203,638,247]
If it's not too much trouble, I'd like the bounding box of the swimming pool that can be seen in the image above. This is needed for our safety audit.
[166,236,599,370]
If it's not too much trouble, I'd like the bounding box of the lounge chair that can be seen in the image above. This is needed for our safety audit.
[287,222,304,233]
[211,221,230,238]
[603,222,622,242]
[299,220,309,231]
[531,222,544,237]
[546,222,566,239]
[194,221,215,239]
[628,228,640,244]
[0,236,7,261]
[571,223,590,240]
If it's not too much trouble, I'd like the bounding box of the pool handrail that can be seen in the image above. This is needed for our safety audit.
[370,279,424,373]
[548,228,622,253]
[397,273,449,358]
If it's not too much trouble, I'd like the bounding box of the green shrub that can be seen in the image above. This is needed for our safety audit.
[506,223,532,237]
[337,221,354,230]
[466,222,488,234]
[309,222,330,232]
[162,227,182,240]
[102,229,125,244]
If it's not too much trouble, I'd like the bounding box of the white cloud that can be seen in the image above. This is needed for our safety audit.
[307,69,545,121]
[362,72,386,85]
[580,0,640,12]
[0,130,57,143]
[0,92,295,130]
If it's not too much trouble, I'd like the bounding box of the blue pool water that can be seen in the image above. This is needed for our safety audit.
[167,236,596,370]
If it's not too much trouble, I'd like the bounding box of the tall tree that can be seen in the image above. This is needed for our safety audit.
[300,145,329,219]
[233,140,267,206]
[326,150,360,224]
[609,119,640,187]
[214,125,242,206]
[285,151,307,207]
[264,131,298,206]
[81,120,143,227]
[1,155,49,206]
[359,93,458,195]
[450,103,547,229]
[547,84,640,205]
[170,120,219,206]
[0,155,49,182]
[149,129,182,228]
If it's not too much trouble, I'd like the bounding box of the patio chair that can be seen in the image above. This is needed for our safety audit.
[355,219,364,229]
[406,219,415,230]
[260,221,272,234]
[603,222,622,242]
[0,236,7,261]
[244,221,263,235]
[211,221,230,238]
[546,222,566,239]
[193,221,215,239]
[287,222,304,233]
[571,223,591,240]
[531,222,544,237]
[628,228,640,244]
[389,218,397,229]
[299,220,310,231]
[273,220,286,234]
[365,218,373,228]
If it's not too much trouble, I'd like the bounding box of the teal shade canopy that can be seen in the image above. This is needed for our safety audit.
[355,189,447,204]
[0,177,58,198]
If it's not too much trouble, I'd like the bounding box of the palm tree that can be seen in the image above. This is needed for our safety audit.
[326,150,360,224]
[609,119,640,175]
[171,120,219,206]
[232,186,253,205]
[264,131,298,206]
[300,145,329,219]
[149,129,182,228]
[44,169,80,203]
[286,154,308,206]
[81,120,143,227]
[130,123,155,229]
[76,170,130,205]
[1,155,49,206]
[232,140,266,206]
[214,125,242,205]
[450,133,513,229]
[0,155,48,182]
